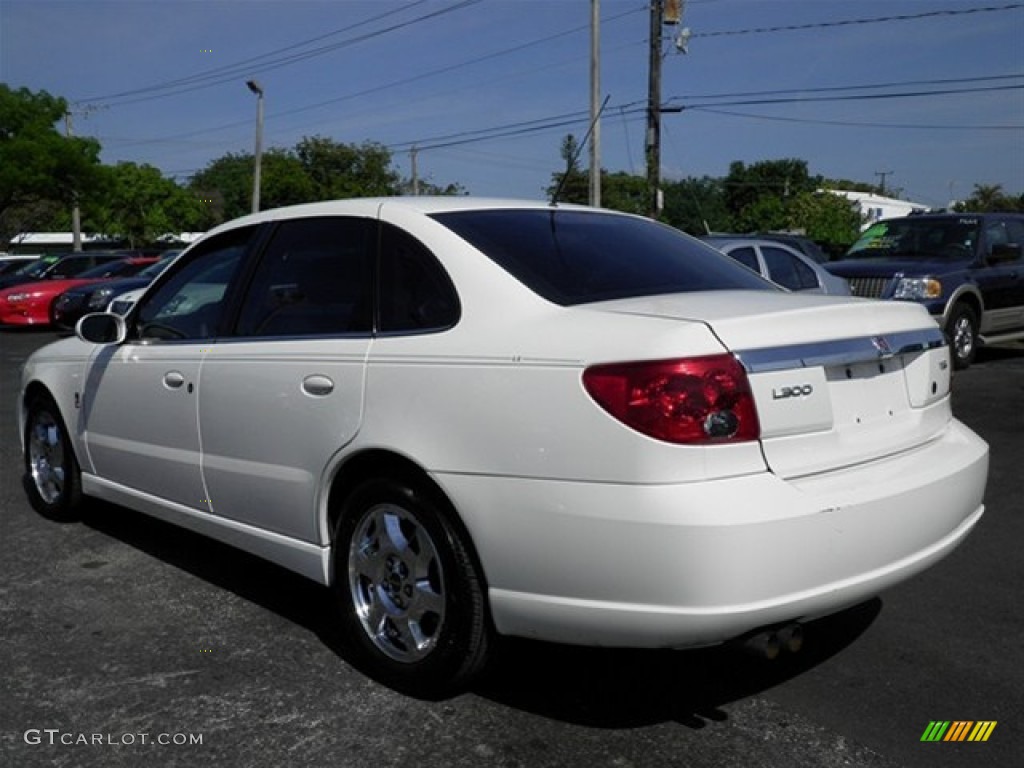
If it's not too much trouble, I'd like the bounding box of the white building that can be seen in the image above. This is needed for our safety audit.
[827,190,930,229]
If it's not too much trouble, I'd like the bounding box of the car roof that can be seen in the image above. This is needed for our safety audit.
[201,197,601,239]
[703,236,803,251]
[884,212,1023,223]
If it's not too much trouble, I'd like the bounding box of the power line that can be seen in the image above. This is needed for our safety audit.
[673,83,1024,111]
[687,107,1024,132]
[77,0,483,107]
[668,73,1024,104]
[99,5,645,147]
[76,1,433,103]
[693,3,1024,39]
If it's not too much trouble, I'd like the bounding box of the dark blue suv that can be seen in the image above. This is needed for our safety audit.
[826,213,1024,368]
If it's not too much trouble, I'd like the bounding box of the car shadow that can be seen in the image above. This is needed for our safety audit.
[976,342,1024,364]
[473,600,880,728]
[76,500,881,724]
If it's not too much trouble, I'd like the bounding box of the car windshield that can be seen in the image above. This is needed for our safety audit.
[13,258,57,277]
[138,253,179,277]
[432,209,774,306]
[77,260,150,279]
[846,217,981,261]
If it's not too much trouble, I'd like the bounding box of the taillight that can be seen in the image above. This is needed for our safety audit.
[582,355,760,444]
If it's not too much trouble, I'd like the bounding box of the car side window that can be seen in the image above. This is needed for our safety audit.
[134,228,253,341]
[726,246,759,272]
[378,222,459,333]
[988,220,1024,260]
[236,217,374,337]
[762,246,819,291]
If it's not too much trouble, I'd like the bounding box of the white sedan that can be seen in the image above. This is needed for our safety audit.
[19,198,988,696]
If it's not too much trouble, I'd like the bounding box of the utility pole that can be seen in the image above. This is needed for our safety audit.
[875,170,893,196]
[64,111,83,252]
[645,2,683,219]
[646,0,663,219]
[411,146,420,196]
[589,0,601,207]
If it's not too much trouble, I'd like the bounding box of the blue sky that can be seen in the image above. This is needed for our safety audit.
[1,0,1022,209]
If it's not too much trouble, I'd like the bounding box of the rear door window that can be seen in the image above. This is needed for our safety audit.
[762,246,819,291]
[726,246,760,272]
[236,217,374,337]
[378,222,459,333]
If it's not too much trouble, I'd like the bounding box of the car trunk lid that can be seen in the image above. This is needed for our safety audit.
[596,291,952,478]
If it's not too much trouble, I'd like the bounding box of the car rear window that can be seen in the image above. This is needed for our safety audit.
[431,209,773,306]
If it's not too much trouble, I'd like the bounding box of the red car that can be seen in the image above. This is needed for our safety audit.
[0,257,158,327]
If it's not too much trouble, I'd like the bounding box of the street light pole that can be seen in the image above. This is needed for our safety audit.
[246,80,264,214]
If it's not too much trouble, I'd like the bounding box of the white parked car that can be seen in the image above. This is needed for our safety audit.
[20,198,988,696]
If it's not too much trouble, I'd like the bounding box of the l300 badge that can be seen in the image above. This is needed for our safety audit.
[772,384,814,400]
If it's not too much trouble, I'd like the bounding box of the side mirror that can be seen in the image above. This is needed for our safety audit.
[988,243,1021,265]
[76,313,127,345]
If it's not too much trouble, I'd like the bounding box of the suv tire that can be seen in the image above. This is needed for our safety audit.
[946,303,978,370]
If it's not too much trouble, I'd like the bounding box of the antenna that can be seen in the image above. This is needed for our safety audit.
[551,95,611,207]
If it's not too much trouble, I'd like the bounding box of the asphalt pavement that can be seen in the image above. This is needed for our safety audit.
[1,329,1021,768]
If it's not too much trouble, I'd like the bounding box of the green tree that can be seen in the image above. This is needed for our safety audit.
[295,136,400,199]
[662,176,730,235]
[600,172,648,216]
[190,149,314,224]
[953,183,1024,213]
[787,191,861,251]
[547,134,588,204]
[191,138,413,224]
[0,85,101,242]
[724,159,819,231]
[84,162,206,247]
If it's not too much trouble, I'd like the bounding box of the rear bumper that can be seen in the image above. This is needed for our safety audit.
[437,418,988,648]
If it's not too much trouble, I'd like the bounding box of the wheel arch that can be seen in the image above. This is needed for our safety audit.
[20,381,60,450]
[942,286,983,327]
[324,449,490,593]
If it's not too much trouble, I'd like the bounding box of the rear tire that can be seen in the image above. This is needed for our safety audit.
[333,477,491,698]
[23,394,83,521]
[946,303,978,370]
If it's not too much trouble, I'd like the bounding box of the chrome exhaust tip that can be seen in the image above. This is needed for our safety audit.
[735,622,804,659]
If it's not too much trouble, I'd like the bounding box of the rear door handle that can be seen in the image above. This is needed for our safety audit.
[302,374,335,396]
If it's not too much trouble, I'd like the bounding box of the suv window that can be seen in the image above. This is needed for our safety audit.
[432,209,771,306]
[135,228,253,341]
[379,222,459,332]
[236,217,374,337]
[847,217,980,260]
[762,246,819,290]
[986,219,1024,261]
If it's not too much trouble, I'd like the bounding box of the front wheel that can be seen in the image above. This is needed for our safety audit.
[23,394,83,520]
[333,477,492,697]
[946,303,978,370]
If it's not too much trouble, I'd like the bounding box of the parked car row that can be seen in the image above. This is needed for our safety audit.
[0,251,179,329]
[702,213,1024,369]
[823,213,1024,369]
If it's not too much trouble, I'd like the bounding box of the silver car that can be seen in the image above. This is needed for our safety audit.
[703,236,850,295]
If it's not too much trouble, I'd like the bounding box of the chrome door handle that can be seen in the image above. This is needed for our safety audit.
[302,374,335,396]
[164,371,186,389]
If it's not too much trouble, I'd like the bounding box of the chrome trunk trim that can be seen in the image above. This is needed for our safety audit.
[735,328,946,373]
